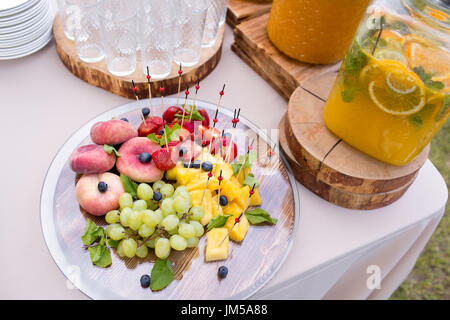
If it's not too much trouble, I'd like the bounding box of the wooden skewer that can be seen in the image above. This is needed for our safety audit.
[225,108,240,163]
[160,80,165,114]
[216,169,223,209]
[181,86,189,128]
[258,143,277,186]
[176,64,183,107]
[146,66,153,117]
[132,80,146,124]
[236,138,255,179]
[207,108,220,154]
[193,81,200,107]
[200,171,213,205]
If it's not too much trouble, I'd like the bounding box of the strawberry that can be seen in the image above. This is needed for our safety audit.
[211,136,237,162]
[151,148,176,171]
[198,109,210,127]
[138,116,165,137]
[163,106,183,123]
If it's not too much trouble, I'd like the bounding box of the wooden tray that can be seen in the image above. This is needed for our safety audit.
[232,13,340,100]
[53,15,224,99]
[40,98,299,299]
[226,0,272,29]
[279,72,429,210]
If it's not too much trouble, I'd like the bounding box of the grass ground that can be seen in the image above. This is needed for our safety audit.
[390,120,449,300]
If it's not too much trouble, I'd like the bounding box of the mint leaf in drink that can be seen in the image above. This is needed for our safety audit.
[120,174,138,198]
[81,219,105,245]
[341,87,357,103]
[245,208,278,225]
[150,259,174,291]
[413,66,445,91]
[435,95,450,121]
[88,244,112,268]
[409,114,423,129]
[103,144,121,158]
[206,215,232,231]
[345,41,368,75]
[389,21,410,35]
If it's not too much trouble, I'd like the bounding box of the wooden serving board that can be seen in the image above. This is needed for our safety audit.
[41,98,298,299]
[279,72,429,210]
[226,0,272,29]
[231,13,340,100]
[53,15,224,99]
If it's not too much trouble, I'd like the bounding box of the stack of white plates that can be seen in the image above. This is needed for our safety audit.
[0,0,53,60]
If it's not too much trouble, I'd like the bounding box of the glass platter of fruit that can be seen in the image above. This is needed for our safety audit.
[40,97,300,299]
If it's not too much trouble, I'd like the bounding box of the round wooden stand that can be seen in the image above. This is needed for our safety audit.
[53,15,224,99]
[280,72,429,210]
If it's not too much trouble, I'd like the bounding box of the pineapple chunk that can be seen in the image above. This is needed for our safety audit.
[207,177,219,192]
[221,179,241,202]
[249,188,262,206]
[214,161,234,180]
[235,185,250,209]
[224,215,235,231]
[205,228,229,261]
[176,168,200,186]
[211,195,223,217]
[165,164,182,180]
[223,201,243,218]
[186,173,209,192]
[230,214,249,242]
[237,167,251,184]
[189,189,213,226]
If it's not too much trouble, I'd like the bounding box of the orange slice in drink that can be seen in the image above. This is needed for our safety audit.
[367,62,426,116]
[404,42,450,79]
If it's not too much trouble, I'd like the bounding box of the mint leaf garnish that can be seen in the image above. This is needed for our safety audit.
[245,208,277,225]
[120,174,138,198]
[435,95,449,121]
[81,219,105,245]
[150,259,174,291]
[174,105,204,121]
[206,215,232,231]
[148,123,182,147]
[104,144,121,158]
[345,41,368,75]
[243,173,259,188]
[88,245,111,268]
[232,150,257,175]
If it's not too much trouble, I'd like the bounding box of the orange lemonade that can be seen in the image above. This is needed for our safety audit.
[324,9,449,166]
[267,0,371,64]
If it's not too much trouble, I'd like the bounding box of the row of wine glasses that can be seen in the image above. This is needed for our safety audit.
[58,0,228,77]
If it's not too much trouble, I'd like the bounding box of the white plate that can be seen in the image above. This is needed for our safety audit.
[0,1,48,35]
[0,13,52,48]
[0,0,46,26]
[0,24,52,58]
[0,0,39,16]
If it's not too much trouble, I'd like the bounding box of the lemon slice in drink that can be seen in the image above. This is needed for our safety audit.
[369,79,425,116]
[374,49,408,65]
[386,69,418,94]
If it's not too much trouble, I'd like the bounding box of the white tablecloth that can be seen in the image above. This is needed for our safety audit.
[0,23,447,299]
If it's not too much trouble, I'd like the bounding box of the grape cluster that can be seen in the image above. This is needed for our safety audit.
[104,180,205,259]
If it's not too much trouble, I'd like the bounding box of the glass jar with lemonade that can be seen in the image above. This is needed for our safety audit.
[323,0,449,166]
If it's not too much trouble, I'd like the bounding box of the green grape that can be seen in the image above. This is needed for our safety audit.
[128,210,143,231]
[166,227,179,235]
[161,215,179,231]
[174,186,188,197]
[161,198,176,217]
[160,184,175,198]
[185,237,200,248]
[119,193,133,209]
[137,183,153,201]
[152,180,165,192]
[179,192,193,207]
[170,235,187,251]
[145,236,160,248]
[133,199,147,211]
[138,224,155,238]
[155,238,171,259]
[173,196,190,214]
[117,240,126,257]
[189,220,204,237]
[120,207,133,227]
[106,224,125,241]
[143,209,162,227]
[136,245,148,258]
[105,210,120,224]
[189,206,205,221]
[178,223,196,239]
[122,238,137,258]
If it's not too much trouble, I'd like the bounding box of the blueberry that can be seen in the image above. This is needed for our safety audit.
[140,274,151,288]
[201,161,213,172]
[179,146,187,157]
[97,181,108,193]
[138,152,152,163]
[142,107,150,117]
[159,129,165,135]
[191,160,201,169]
[183,162,189,168]
[153,192,162,201]
[120,117,129,122]
[219,195,228,206]
[218,266,228,279]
